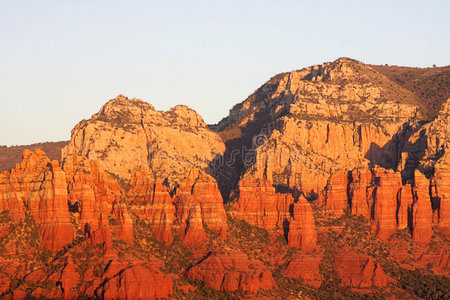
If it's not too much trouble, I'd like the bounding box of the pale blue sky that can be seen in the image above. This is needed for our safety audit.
[1,0,449,146]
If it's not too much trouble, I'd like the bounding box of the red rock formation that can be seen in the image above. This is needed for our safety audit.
[349,167,415,239]
[186,250,276,293]
[101,262,173,299]
[419,249,450,275]
[234,177,293,229]
[173,168,228,246]
[287,194,317,252]
[38,160,75,250]
[234,175,317,251]
[435,164,450,235]
[283,255,322,287]
[218,58,418,211]
[128,166,227,247]
[52,257,173,300]
[397,184,414,230]
[0,273,9,296]
[372,167,402,240]
[349,168,374,219]
[127,166,175,243]
[403,99,450,238]
[56,259,79,299]
[2,61,450,299]
[63,155,132,249]
[183,168,228,239]
[174,193,208,247]
[110,202,134,244]
[0,150,73,250]
[321,171,349,216]
[412,170,433,245]
[334,250,392,287]
[62,95,225,184]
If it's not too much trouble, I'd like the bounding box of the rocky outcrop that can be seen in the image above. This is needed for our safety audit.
[62,95,225,185]
[321,171,349,216]
[99,261,173,299]
[48,256,173,299]
[412,170,433,245]
[174,193,208,247]
[287,194,317,252]
[283,255,322,287]
[62,95,229,248]
[186,250,276,293]
[435,164,450,235]
[224,59,426,255]
[372,167,403,240]
[232,175,291,229]
[128,166,228,247]
[403,99,450,177]
[348,167,374,219]
[320,166,430,241]
[127,166,175,243]
[173,168,228,246]
[217,58,419,204]
[1,59,450,298]
[404,99,450,238]
[0,150,73,250]
[63,154,133,249]
[233,176,317,251]
[179,168,228,239]
[334,250,393,287]
[397,184,414,230]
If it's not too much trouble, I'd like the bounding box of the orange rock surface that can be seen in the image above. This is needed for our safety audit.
[63,154,133,249]
[287,194,317,252]
[233,177,293,229]
[372,167,402,240]
[1,59,450,298]
[173,168,228,246]
[127,166,176,243]
[100,261,173,299]
[412,170,433,245]
[334,250,393,287]
[283,255,322,287]
[321,171,349,216]
[61,95,225,185]
[0,150,73,250]
[186,250,277,293]
[435,164,450,235]
[349,167,374,219]
[179,168,228,239]
[397,184,414,230]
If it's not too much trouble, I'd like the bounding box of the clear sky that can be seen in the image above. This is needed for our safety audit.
[1,0,449,146]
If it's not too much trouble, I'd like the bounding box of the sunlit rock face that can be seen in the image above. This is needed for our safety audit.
[1,58,450,299]
[0,150,73,251]
[62,95,225,184]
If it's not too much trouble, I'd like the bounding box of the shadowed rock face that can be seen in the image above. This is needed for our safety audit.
[1,58,450,299]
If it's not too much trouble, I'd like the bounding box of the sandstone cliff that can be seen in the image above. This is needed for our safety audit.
[0,150,73,251]
[62,95,225,185]
[1,58,449,299]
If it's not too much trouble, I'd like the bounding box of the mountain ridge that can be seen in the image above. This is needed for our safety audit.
[0,57,449,299]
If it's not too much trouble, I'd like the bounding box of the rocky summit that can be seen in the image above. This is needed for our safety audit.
[0,58,449,299]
